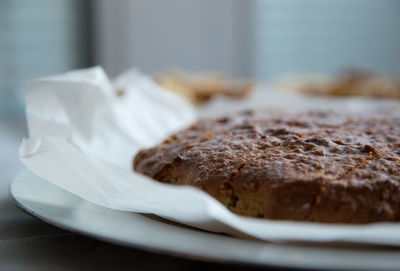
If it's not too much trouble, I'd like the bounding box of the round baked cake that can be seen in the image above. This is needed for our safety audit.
[134,110,400,223]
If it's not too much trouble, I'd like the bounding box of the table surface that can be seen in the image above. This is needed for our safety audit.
[0,116,284,271]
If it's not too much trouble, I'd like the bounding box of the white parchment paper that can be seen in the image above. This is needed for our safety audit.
[19,67,400,246]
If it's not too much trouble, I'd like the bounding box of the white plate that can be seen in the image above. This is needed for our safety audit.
[10,169,400,270]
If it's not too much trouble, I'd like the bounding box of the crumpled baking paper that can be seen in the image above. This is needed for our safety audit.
[19,66,400,246]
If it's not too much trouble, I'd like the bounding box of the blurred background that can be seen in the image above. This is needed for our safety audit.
[1,0,400,195]
[1,0,400,116]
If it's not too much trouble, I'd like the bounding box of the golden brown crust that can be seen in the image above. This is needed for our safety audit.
[134,110,400,223]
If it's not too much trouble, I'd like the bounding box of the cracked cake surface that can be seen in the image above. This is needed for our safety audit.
[134,110,400,223]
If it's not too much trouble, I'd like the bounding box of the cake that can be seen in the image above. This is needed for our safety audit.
[156,71,253,105]
[134,110,400,223]
[282,71,400,100]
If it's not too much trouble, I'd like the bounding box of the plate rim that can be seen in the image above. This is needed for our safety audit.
[9,170,288,269]
[10,169,400,271]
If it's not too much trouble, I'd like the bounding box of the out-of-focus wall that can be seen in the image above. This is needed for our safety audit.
[2,0,398,116]
[0,0,90,116]
[254,0,400,78]
[94,0,400,80]
[94,0,253,78]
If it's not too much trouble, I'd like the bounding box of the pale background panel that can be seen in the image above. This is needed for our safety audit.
[254,0,400,78]
[93,0,253,78]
